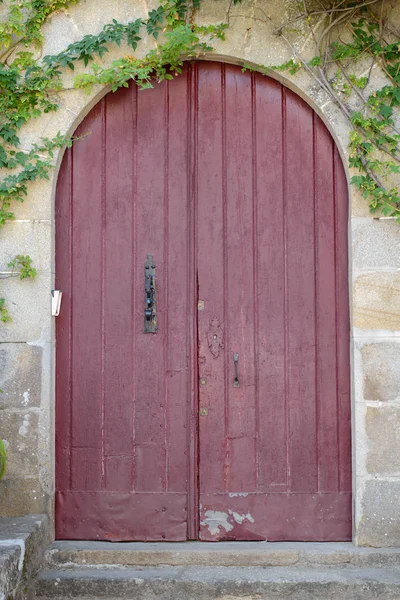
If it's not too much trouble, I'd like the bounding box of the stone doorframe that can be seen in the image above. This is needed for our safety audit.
[0,0,399,547]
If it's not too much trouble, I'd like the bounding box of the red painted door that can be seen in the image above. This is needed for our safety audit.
[55,69,197,541]
[196,64,351,541]
[56,62,351,542]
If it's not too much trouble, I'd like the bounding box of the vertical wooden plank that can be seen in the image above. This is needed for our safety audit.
[103,87,134,476]
[334,147,352,493]
[187,63,199,539]
[105,457,133,492]
[254,76,288,489]
[70,101,104,472]
[224,65,256,491]
[71,448,102,490]
[55,148,72,493]
[165,70,190,493]
[134,81,167,492]
[197,62,226,494]
[285,89,318,492]
[131,84,138,494]
[314,115,339,492]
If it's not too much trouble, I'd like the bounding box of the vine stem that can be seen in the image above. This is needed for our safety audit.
[279,24,399,212]
[274,0,381,35]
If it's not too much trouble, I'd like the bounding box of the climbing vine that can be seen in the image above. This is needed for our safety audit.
[241,0,400,220]
[0,0,225,319]
[0,0,399,321]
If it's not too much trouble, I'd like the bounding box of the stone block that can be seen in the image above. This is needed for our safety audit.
[66,0,146,38]
[195,0,254,60]
[353,219,400,270]
[57,88,100,123]
[351,189,374,218]
[0,545,21,600]
[0,411,39,478]
[239,0,302,65]
[0,221,51,273]
[0,273,52,343]
[0,515,51,599]
[17,107,69,151]
[27,104,77,144]
[353,272,400,331]
[362,343,400,402]
[11,177,53,221]
[40,9,87,57]
[357,480,400,547]
[0,344,42,410]
[366,406,400,475]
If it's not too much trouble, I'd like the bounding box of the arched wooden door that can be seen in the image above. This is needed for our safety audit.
[55,62,351,542]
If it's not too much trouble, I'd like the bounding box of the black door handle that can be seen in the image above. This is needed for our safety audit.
[144,254,157,333]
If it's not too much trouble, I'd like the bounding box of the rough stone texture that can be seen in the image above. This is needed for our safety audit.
[362,343,400,402]
[0,274,52,343]
[0,0,399,546]
[0,477,49,517]
[35,565,400,600]
[353,219,400,271]
[0,220,51,273]
[366,406,400,475]
[0,544,21,600]
[0,514,50,600]
[0,344,42,410]
[45,541,400,570]
[0,407,51,515]
[358,481,400,547]
[353,273,400,331]
[0,410,39,476]
[11,178,54,220]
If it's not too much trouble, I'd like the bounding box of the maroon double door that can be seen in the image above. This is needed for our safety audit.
[56,62,351,542]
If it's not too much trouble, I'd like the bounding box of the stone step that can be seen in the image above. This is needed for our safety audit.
[45,541,400,569]
[35,564,400,599]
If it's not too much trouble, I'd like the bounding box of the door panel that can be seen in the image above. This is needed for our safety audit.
[56,72,194,541]
[56,61,351,542]
[197,64,351,541]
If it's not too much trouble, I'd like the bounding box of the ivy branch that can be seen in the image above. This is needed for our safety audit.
[0,0,225,225]
[0,0,226,321]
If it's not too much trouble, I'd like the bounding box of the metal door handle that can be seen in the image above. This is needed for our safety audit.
[144,254,157,333]
[233,353,239,388]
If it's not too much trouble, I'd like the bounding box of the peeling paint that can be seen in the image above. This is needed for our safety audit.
[22,390,30,406]
[228,492,249,498]
[229,510,255,525]
[200,509,255,535]
[200,511,233,536]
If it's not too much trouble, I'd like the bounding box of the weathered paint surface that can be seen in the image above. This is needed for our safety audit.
[56,62,351,541]
[197,63,351,541]
[56,66,195,541]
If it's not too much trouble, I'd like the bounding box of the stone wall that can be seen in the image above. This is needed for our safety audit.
[0,0,399,546]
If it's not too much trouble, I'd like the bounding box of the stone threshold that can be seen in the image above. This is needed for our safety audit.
[35,563,400,600]
[46,540,400,569]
